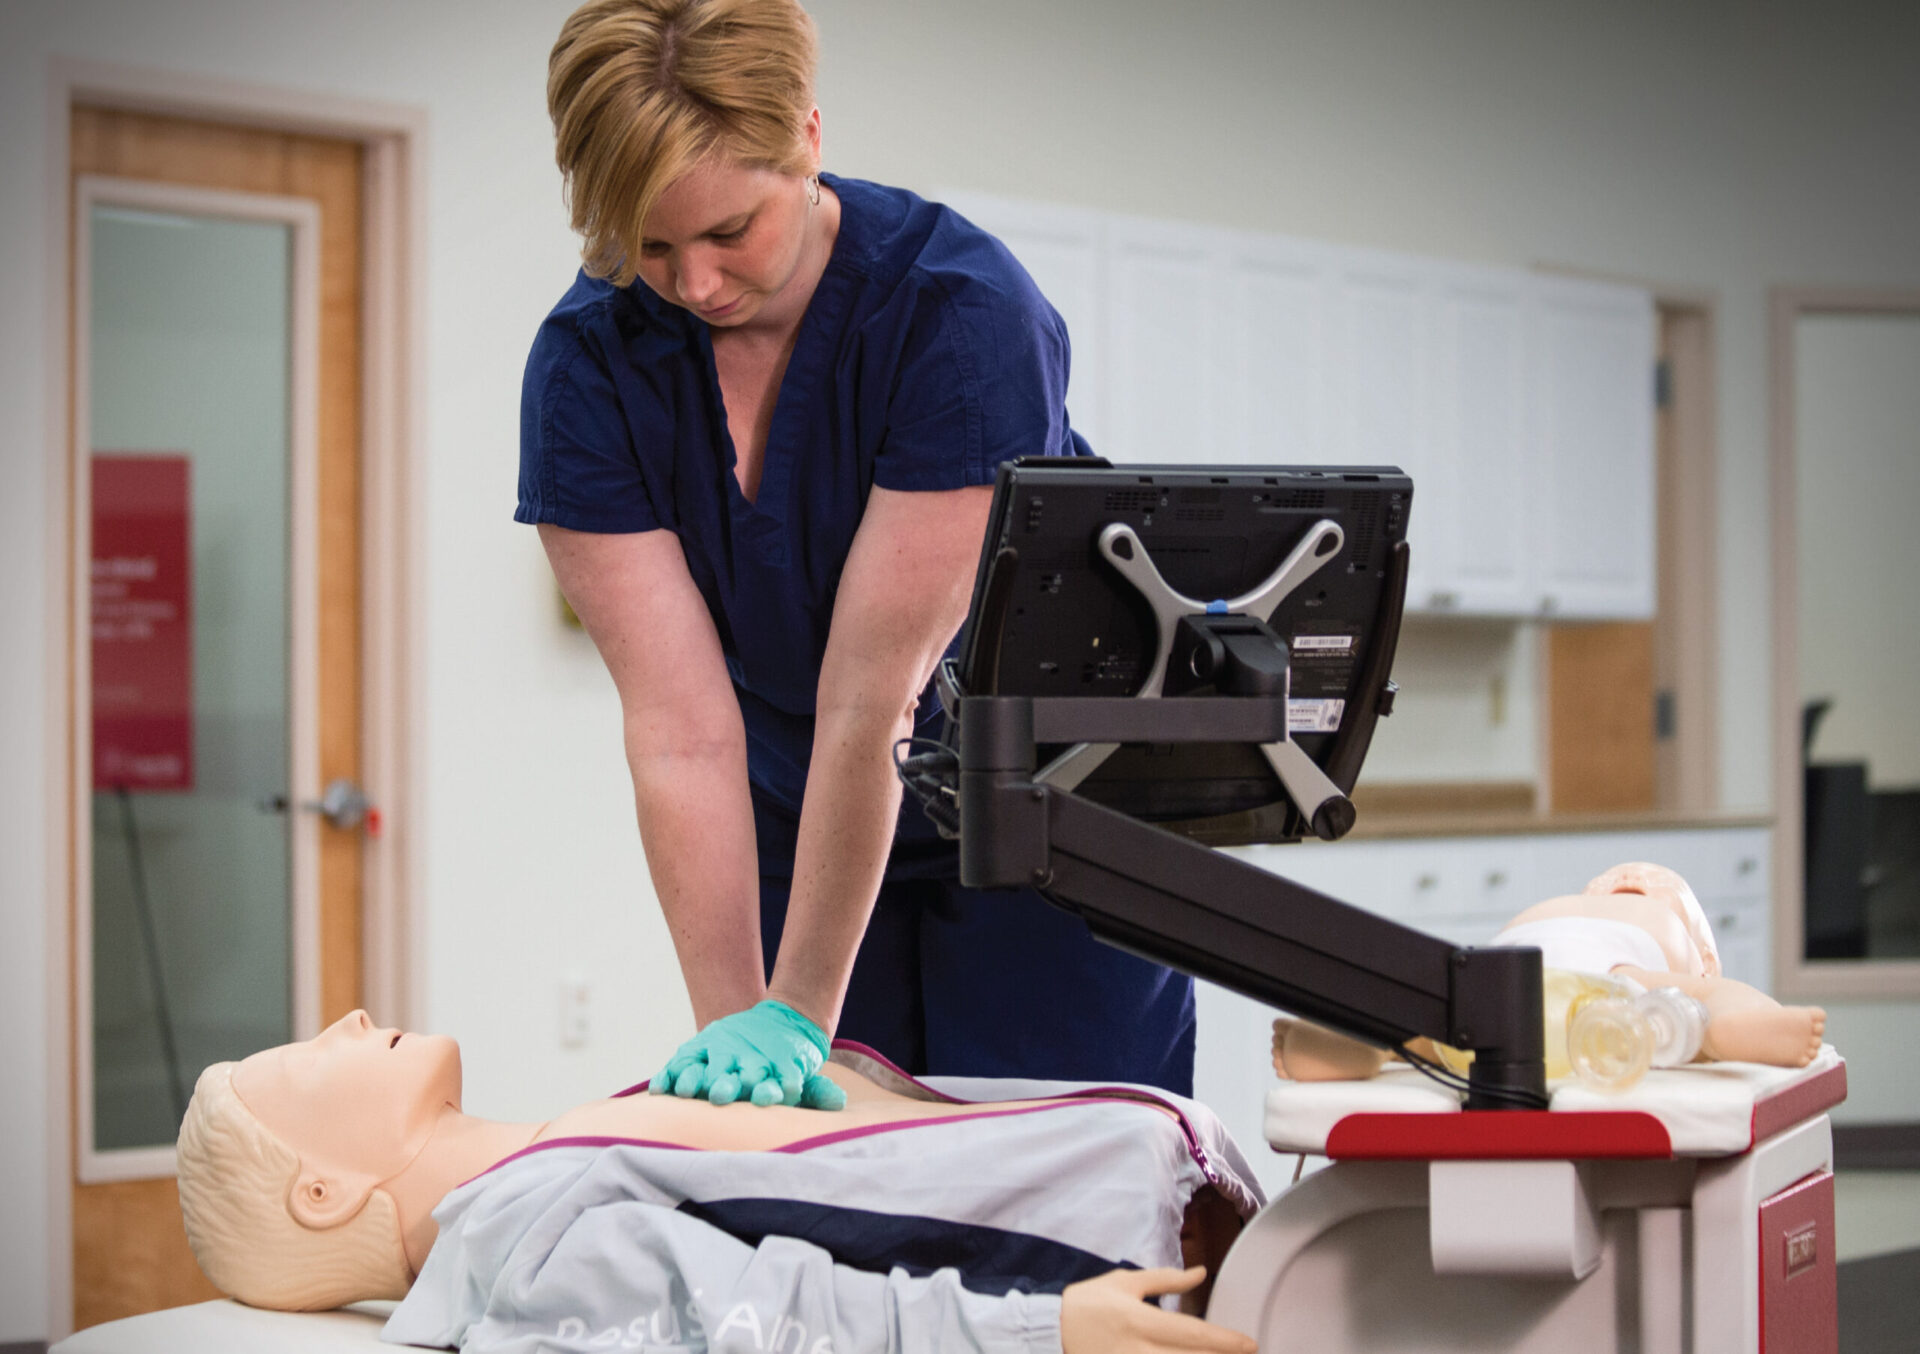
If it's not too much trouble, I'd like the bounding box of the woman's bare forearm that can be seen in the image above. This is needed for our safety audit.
[626,727,767,1028]
[537,524,771,1029]
[766,701,914,1032]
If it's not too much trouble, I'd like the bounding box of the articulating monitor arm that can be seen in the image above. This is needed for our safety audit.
[950,691,1549,1111]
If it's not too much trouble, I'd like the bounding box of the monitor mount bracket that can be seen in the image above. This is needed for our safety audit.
[1037,518,1354,842]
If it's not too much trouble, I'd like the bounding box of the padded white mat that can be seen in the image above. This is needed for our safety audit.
[1264,1045,1844,1156]
[52,1300,405,1354]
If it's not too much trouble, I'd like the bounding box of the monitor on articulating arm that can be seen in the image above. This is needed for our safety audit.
[912,457,1550,1113]
[952,458,1411,846]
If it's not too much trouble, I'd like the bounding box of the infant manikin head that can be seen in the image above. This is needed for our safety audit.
[176,1010,460,1310]
[1585,861,1721,978]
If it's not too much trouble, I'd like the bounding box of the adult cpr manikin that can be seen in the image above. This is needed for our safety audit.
[175,1016,1255,1354]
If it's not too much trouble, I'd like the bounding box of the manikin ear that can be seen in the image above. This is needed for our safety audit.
[287,1167,379,1230]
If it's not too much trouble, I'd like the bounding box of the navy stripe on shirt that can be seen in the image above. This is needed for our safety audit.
[675,1196,1132,1296]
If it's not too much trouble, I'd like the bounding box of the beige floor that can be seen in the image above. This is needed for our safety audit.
[1835,1169,1920,1263]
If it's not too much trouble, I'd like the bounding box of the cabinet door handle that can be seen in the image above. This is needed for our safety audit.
[1416,873,1440,891]
[1486,870,1508,889]
[1716,913,1739,931]
[1736,857,1758,876]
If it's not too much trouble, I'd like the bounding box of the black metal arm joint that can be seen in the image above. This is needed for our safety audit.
[953,694,1547,1110]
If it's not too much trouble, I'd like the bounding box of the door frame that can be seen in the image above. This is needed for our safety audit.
[1768,285,1920,1001]
[1534,265,1724,817]
[41,59,426,1341]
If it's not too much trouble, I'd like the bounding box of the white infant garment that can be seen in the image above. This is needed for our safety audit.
[1489,916,1673,988]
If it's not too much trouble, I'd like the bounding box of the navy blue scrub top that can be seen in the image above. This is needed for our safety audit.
[518,174,1088,878]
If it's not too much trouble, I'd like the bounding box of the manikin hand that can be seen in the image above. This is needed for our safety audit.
[652,1000,847,1110]
[1061,1267,1256,1354]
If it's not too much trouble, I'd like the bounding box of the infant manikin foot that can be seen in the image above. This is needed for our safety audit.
[1701,1005,1827,1068]
[1270,1018,1292,1080]
[1271,1017,1393,1081]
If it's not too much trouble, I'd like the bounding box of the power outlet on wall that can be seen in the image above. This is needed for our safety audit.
[559,975,591,1049]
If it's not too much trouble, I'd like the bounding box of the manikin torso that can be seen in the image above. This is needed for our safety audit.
[1500,891,1709,977]
[374,1061,1177,1277]
[541,1062,1160,1151]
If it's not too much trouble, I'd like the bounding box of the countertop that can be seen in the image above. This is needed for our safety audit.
[1344,807,1775,841]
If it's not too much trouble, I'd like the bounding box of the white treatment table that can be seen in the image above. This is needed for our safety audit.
[1206,1048,1847,1353]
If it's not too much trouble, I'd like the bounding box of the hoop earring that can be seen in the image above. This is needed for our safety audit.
[806,174,821,207]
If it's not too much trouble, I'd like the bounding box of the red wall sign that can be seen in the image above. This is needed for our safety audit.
[92,453,194,792]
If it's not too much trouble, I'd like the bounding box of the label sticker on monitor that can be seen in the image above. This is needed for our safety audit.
[1288,624,1362,699]
[1288,698,1346,734]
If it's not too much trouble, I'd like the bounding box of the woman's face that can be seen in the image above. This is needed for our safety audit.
[232,1009,461,1185]
[633,154,818,329]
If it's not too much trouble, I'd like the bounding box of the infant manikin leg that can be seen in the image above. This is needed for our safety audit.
[1271,1017,1398,1081]
[1611,967,1826,1068]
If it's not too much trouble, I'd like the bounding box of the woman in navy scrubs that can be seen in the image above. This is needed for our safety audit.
[527,0,1193,1108]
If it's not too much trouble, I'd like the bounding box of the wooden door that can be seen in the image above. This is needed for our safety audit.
[69,106,365,1330]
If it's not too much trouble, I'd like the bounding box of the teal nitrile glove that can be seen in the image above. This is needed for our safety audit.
[650,1000,847,1111]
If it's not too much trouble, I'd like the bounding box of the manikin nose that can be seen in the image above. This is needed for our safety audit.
[328,1009,373,1037]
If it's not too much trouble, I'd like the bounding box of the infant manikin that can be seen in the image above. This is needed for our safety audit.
[1271,862,1827,1085]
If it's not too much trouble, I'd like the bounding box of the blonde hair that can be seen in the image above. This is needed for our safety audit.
[548,0,820,285]
[175,1063,411,1311]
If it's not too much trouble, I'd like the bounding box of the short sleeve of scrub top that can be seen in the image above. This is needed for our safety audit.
[516,174,1088,872]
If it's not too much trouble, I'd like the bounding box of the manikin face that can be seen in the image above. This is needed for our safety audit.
[232,1010,462,1191]
[1588,861,1721,978]
[631,113,823,328]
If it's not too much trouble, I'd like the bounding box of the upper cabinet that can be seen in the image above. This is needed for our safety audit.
[942,190,1656,620]
[1526,274,1658,619]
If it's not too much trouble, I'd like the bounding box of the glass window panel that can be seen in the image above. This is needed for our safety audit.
[1795,313,1920,964]
[88,204,294,1151]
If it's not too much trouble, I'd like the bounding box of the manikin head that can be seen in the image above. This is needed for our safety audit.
[176,1011,461,1310]
[1586,860,1721,978]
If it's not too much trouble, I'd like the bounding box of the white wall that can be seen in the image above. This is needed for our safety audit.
[1366,618,1539,784]
[3,0,1919,1338]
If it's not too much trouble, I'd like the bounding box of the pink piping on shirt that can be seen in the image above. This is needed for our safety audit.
[573,1038,1219,1188]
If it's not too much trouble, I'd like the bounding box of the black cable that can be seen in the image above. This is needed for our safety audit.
[891,737,960,837]
[1394,1040,1550,1110]
[115,785,190,1126]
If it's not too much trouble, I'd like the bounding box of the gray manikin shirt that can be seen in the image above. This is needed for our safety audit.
[382,1048,1264,1354]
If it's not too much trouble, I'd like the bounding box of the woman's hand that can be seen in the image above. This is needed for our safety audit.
[651,1000,846,1110]
[1061,1267,1256,1354]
